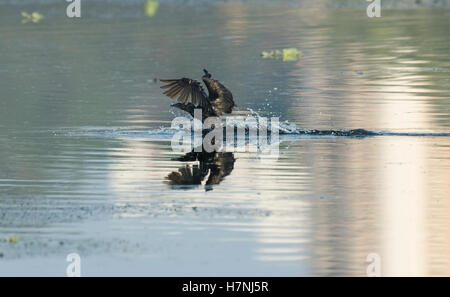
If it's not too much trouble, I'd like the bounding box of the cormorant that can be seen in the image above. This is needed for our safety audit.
[160,69,235,121]
[165,146,235,191]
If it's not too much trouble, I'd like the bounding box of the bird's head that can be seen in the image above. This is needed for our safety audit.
[202,69,212,79]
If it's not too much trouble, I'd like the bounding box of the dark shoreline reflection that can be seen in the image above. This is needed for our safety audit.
[165,145,236,191]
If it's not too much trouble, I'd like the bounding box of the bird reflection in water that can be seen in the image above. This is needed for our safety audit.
[165,145,235,191]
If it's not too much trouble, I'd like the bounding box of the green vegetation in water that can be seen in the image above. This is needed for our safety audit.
[4,236,19,244]
[261,48,302,61]
[21,12,44,24]
[145,0,159,17]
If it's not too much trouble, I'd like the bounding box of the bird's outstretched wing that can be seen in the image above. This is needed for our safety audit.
[166,165,204,186]
[202,77,235,115]
[160,78,209,108]
[205,152,236,186]
[165,151,235,191]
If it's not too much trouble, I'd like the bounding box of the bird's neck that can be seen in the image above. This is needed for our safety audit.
[202,77,216,98]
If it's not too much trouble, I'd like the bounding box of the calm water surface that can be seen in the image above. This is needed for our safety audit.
[1,2,450,276]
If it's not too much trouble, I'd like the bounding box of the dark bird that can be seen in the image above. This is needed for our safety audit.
[160,69,235,121]
[166,146,236,191]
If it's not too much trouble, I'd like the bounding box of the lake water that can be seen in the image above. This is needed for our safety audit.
[1,1,450,276]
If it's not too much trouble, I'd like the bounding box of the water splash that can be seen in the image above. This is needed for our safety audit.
[63,109,450,139]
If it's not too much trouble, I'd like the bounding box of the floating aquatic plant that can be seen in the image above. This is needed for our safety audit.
[261,48,301,62]
[4,236,19,243]
[145,0,159,17]
[21,12,44,24]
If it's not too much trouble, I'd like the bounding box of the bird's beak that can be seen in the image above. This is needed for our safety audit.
[203,69,211,78]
